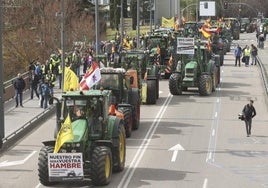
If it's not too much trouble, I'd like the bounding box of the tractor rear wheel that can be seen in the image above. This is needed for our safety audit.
[219,50,224,66]
[113,121,126,172]
[121,108,133,138]
[91,146,112,186]
[146,79,157,104]
[38,146,56,186]
[169,73,182,95]
[198,74,212,96]
[132,103,140,130]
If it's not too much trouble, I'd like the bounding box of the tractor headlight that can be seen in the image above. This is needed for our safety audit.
[176,60,182,72]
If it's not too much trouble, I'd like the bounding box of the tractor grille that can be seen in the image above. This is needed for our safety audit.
[185,68,194,77]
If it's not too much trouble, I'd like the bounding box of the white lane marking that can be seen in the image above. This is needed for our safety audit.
[118,93,173,188]
[203,178,208,188]
[212,129,215,136]
[0,150,36,167]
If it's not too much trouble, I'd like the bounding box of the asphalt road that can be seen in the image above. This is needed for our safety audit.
[0,32,268,188]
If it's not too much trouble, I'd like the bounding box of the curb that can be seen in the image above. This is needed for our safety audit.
[256,55,268,96]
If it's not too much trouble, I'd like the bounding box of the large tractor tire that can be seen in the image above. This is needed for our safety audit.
[120,108,133,138]
[169,73,182,95]
[132,103,140,130]
[130,88,140,130]
[38,145,56,186]
[211,64,218,92]
[219,50,224,66]
[113,121,126,172]
[216,66,221,85]
[91,146,112,186]
[198,74,212,96]
[146,79,157,104]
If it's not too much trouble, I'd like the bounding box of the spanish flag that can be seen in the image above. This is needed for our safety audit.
[54,113,74,153]
[201,25,212,39]
[64,66,79,91]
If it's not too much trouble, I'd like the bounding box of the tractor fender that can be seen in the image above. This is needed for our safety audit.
[130,88,140,106]
[42,140,56,147]
[109,116,124,139]
[207,60,215,75]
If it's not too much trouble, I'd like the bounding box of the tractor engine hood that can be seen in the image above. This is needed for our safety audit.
[72,119,88,142]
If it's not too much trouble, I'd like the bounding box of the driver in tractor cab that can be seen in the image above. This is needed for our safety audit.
[73,106,86,120]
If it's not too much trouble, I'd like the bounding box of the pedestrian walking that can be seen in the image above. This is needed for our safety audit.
[234,44,242,66]
[13,73,26,107]
[242,100,256,137]
[29,70,40,99]
[39,79,51,109]
[243,45,251,67]
[251,44,258,65]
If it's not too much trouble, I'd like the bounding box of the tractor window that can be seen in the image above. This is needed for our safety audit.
[65,99,87,121]
[98,74,119,90]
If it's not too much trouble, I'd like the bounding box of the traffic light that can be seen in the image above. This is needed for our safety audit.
[224,1,228,9]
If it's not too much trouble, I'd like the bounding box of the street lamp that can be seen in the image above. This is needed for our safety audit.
[0,0,4,148]
[136,0,140,48]
[117,0,123,45]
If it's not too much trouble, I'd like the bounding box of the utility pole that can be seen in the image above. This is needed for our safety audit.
[149,0,152,34]
[95,0,99,55]
[136,0,140,49]
[0,0,4,148]
[60,0,65,93]
[120,0,123,45]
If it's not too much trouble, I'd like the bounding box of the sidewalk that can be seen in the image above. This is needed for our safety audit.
[2,87,62,148]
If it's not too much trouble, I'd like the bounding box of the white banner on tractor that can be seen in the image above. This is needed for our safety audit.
[177,38,195,55]
[48,153,83,181]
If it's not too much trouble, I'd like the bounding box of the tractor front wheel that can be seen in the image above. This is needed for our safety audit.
[91,146,112,186]
[38,146,56,186]
[198,74,212,96]
[169,73,182,95]
[113,122,126,172]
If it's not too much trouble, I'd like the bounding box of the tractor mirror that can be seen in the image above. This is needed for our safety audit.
[56,102,61,120]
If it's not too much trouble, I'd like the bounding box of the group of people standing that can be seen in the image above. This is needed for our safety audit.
[234,44,258,67]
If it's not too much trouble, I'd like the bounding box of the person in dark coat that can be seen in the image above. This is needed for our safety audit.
[234,44,242,66]
[242,100,256,137]
[13,73,26,107]
[29,70,40,99]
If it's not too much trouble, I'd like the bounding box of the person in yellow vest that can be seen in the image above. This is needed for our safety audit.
[57,64,63,89]
[50,53,60,75]
[242,45,251,67]
[45,70,56,96]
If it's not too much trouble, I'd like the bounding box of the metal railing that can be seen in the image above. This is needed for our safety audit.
[3,71,30,102]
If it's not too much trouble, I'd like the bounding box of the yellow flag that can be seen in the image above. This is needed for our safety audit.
[64,67,79,92]
[161,17,175,28]
[54,114,74,153]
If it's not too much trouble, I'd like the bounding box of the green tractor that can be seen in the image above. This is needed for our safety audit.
[120,49,160,104]
[38,90,126,186]
[169,38,220,96]
[94,67,141,138]
[141,33,172,78]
